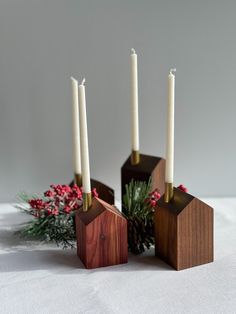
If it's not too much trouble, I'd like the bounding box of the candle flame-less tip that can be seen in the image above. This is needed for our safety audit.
[70,76,77,82]
[81,78,86,85]
[131,48,136,54]
[169,68,176,75]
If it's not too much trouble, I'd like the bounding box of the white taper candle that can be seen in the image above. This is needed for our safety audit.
[71,77,81,175]
[131,48,139,151]
[165,68,176,183]
[78,79,91,194]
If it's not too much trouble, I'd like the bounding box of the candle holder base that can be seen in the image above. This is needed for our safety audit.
[121,153,165,204]
[155,187,214,270]
[75,197,128,269]
[70,178,115,205]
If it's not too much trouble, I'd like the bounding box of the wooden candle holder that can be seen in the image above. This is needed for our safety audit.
[70,178,115,205]
[121,153,165,202]
[155,187,214,270]
[75,197,128,269]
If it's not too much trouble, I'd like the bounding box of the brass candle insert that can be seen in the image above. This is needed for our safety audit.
[164,182,174,203]
[74,173,82,187]
[131,150,140,165]
[83,192,92,211]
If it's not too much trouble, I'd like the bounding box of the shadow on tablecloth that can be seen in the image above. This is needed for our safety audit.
[0,212,172,274]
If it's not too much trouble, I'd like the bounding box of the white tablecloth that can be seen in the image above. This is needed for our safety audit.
[0,199,236,314]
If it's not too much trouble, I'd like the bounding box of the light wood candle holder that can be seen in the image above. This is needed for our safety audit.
[155,187,214,270]
[75,197,128,269]
[121,153,165,202]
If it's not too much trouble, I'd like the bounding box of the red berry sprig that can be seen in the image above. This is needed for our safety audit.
[145,184,188,209]
[177,184,188,193]
[147,189,161,208]
[27,184,98,218]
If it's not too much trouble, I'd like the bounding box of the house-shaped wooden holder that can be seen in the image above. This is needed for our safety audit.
[121,153,165,202]
[155,187,214,270]
[71,178,114,205]
[75,197,128,269]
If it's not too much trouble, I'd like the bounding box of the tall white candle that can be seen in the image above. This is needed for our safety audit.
[131,48,139,152]
[165,69,176,183]
[71,77,81,176]
[78,79,91,194]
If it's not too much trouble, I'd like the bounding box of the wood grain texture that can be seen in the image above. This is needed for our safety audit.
[70,178,115,205]
[151,158,165,195]
[177,197,214,270]
[121,154,165,205]
[155,187,214,270]
[76,197,128,269]
[155,203,177,268]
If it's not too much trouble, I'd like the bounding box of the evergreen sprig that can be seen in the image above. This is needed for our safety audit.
[122,179,159,255]
[19,210,76,249]
[15,184,99,249]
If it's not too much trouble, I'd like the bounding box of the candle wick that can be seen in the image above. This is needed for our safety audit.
[81,78,86,85]
[131,48,136,54]
[170,68,176,75]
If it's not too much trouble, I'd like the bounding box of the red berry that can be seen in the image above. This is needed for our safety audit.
[64,206,71,214]
[46,209,52,216]
[92,188,99,198]
[52,208,59,216]
[44,190,55,197]
[177,184,188,193]
[150,200,157,207]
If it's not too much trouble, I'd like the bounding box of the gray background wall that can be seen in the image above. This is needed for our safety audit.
[0,0,235,202]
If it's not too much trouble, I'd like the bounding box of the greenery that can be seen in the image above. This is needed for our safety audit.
[122,179,157,255]
[18,211,76,249]
[15,185,83,249]
[16,180,165,253]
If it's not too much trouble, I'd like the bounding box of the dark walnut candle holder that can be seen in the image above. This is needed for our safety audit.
[71,178,115,205]
[155,187,214,270]
[121,153,165,202]
[75,197,128,269]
